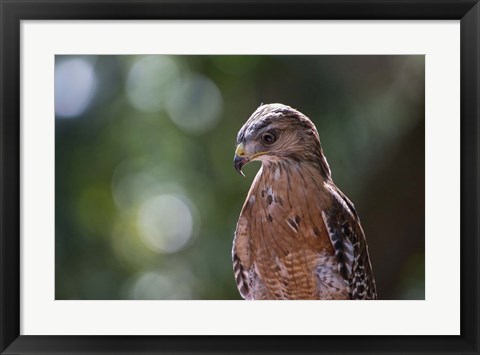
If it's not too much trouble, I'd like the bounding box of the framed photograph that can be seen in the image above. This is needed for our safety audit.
[1,0,479,354]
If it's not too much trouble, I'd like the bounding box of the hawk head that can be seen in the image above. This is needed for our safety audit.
[234,103,331,178]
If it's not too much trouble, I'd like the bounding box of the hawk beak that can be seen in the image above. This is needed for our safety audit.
[234,143,247,177]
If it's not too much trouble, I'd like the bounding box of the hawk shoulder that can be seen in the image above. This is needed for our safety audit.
[322,182,377,300]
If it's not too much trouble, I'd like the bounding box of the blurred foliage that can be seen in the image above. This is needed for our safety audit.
[55,55,425,300]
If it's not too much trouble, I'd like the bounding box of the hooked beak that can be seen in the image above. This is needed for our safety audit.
[234,143,247,177]
[234,143,269,177]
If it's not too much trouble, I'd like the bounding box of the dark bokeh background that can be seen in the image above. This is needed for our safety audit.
[55,55,425,300]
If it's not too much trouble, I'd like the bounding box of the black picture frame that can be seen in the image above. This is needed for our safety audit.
[1,1,479,354]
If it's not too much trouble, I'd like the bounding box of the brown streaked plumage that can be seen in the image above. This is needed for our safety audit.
[232,103,377,300]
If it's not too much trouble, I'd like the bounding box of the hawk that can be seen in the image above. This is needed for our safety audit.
[232,103,377,300]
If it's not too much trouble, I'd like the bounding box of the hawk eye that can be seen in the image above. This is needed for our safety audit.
[261,131,276,145]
